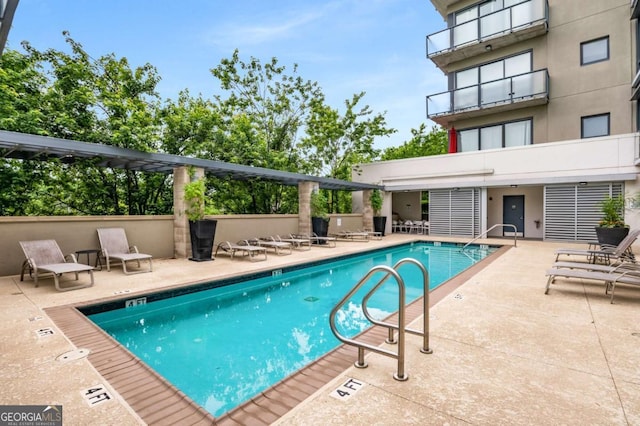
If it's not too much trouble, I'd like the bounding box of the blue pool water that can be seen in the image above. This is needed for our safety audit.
[86,241,496,417]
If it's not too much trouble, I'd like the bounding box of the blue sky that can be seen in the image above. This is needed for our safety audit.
[7,0,446,149]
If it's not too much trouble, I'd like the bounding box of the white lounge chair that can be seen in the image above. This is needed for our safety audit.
[215,241,267,261]
[97,227,153,274]
[19,240,94,291]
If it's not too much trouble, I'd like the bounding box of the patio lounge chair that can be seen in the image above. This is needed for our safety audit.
[334,230,370,241]
[554,229,640,264]
[97,227,153,274]
[292,232,337,247]
[19,240,94,291]
[273,235,312,250]
[249,238,292,255]
[545,262,640,303]
[215,241,267,261]
[359,228,383,240]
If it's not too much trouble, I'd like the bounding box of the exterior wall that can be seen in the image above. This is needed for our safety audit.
[391,192,423,221]
[2,213,365,277]
[356,134,640,189]
[434,0,633,143]
[1,216,174,278]
[486,186,544,239]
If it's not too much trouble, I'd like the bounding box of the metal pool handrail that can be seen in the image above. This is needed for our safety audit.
[328,258,432,381]
[461,223,518,251]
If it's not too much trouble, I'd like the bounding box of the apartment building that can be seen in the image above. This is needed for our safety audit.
[354,0,640,242]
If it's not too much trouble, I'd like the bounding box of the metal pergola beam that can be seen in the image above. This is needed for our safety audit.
[0,0,19,56]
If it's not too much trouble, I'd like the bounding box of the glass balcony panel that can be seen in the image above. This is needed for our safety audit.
[427,92,452,116]
[511,71,545,98]
[511,0,544,28]
[426,0,547,56]
[481,80,510,104]
[453,86,479,110]
[453,20,478,47]
[480,8,510,39]
[427,29,451,55]
[426,69,547,119]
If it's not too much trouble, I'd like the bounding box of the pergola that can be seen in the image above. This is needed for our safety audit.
[0,130,383,258]
[0,130,380,191]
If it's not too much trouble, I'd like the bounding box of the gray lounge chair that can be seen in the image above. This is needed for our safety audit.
[274,235,312,250]
[215,241,267,261]
[292,233,337,247]
[249,238,292,255]
[554,229,640,263]
[97,227,153,274]
[19,240,94,291]
[334,230,370,241]
[545,262,640,303]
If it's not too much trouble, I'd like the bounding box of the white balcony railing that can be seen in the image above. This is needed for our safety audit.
[427,0,548,57]
[427,69,548,118]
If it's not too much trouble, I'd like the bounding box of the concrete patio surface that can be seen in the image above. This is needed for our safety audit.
[1,234,638,425]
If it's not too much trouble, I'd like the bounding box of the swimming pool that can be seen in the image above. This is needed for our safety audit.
[84,241,496,418]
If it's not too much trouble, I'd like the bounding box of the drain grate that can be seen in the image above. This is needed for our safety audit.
[304,296,319,302]
[57,348,91,362]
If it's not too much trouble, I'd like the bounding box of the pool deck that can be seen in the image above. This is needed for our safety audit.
[1,234,639,425]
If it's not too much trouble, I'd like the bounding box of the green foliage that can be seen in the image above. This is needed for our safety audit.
[598,195,627,228]
[0,39,398,217]
[370,188,383,216]
[300,92,395,213]
[310,190,329,219]
[380,124,447,160]
[0,34,175,216]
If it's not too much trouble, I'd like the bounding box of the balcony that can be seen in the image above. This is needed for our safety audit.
[426,69,549,127]
[426,0,548,71]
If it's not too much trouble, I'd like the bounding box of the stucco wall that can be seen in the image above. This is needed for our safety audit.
[1,213,365,278]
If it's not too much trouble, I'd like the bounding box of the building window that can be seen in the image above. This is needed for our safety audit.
[580,36,609,65]
[581,113,610,138]
[458,118,532,152]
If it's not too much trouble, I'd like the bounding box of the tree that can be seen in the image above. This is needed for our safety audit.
[0,34,174,215]
[380,124,447,161]
[204,50,325,213]
[300,92,395,212]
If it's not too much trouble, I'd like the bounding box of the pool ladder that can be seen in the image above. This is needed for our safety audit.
[328,258,432,381]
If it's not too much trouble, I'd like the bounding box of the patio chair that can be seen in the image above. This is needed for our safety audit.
[97,227,153,274]
[292,232,337,247]
[554,229,640,264]
[333,230,370,241]
[214,241,268,261]
[545,262,640,303]
[273,235,312,250]
[359,228,382,240]
[249,238,292,255]
[19,240,94,291]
